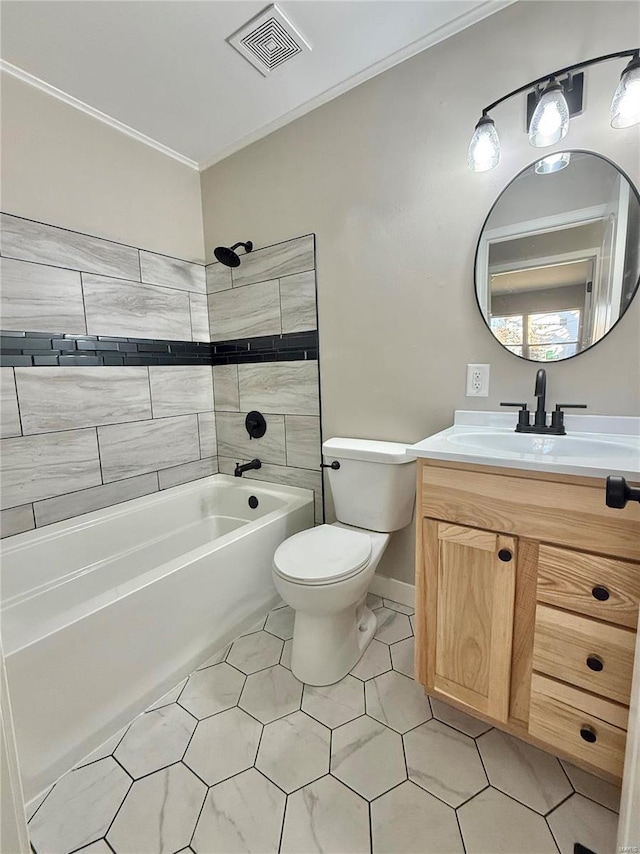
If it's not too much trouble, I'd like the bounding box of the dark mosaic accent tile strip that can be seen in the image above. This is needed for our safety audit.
[0,330,319,367]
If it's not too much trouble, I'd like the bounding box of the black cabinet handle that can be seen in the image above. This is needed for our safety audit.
[586,655,604,672]
[606,475,640,509]
[592,585,610,602]
[498,549,513,562]
[580,725,597,743]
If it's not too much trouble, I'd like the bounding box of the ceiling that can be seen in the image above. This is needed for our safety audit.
[0,0,511,170]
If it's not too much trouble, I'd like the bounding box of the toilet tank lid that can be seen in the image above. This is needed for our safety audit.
[322,437,416,465]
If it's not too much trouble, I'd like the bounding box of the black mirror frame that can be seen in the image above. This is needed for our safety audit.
[473,149,640,364]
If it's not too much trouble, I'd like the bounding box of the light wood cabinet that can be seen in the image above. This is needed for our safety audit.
[415,458,640,783]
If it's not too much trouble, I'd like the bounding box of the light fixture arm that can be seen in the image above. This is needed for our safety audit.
[481,48,639,115]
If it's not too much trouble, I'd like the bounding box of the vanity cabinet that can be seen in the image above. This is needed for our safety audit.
[415,458,640,783]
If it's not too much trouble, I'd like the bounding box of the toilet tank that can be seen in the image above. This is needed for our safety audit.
[322,437,416,532]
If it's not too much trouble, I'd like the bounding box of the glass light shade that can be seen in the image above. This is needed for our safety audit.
[529,81,570,147]
[534,152,571,174]
[467,116,500,172]
[611,58,640,128]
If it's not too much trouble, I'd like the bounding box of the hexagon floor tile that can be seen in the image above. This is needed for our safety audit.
[29,758,131,854]
[239,663,303,723]
[373,607,413,644]
[114,703,196,778]
[389,635,414,677]
[302,673,365,728]
[256,710,330,792]
[546,793,619,854]
[383,598,414,616]
[477,728,572,814]
[178,662,245,719]
[226,629,283,674]
[372,780,464,853]
[365,670,432,733]
[183,706,262,785]
[404,719,488,807]
[192,768,285,854]
[28,600,621,854]
[331,714,406,800]
[107,763,206,854]
[280,775,369,854]
[458,787,558,853]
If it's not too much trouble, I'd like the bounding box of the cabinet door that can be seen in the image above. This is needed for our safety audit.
[421,520,517,722]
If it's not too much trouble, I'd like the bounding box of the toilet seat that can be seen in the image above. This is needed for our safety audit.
[273,524,372,585]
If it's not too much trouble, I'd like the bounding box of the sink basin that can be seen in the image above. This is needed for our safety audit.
[448,431,637,460]
[408,411,640,480]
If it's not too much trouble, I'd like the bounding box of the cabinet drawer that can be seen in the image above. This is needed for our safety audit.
[537,545,640,629]
[529,674,627,779]
[533,606,635,705]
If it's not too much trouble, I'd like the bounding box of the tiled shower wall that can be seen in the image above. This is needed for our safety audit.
[0,213,215,538]
[206,235,323,523]
[0,217,323,535]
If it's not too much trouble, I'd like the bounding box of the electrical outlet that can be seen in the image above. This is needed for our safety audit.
[466,364,490,397]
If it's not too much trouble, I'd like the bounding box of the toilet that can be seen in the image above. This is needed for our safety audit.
[272,437,416,686]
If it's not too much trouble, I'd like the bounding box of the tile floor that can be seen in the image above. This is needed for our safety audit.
[28,596,621,854]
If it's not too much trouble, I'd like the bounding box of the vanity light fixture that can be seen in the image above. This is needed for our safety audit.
[534,152,571,174]
[468,49,640,172]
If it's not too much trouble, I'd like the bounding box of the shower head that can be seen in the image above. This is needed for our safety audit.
[213,241,253,267]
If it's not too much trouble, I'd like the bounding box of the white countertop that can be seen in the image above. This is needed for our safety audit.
[408,411,640,480]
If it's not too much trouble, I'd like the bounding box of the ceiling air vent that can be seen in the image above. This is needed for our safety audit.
[228,4,311,77]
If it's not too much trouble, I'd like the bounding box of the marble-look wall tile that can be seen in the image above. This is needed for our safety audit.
[0,504,35,538]
[213,365,240,411]
[140,251,205,294]
[285,416,321,468]
[232,235,314,288]
[209,280,281,341]
[158,457,218,490]
[218,457,322,522]
[197,412,217,458]
[15,367,151,434]
[238,361,319,416]
[149,366,214,417]
[83,274,192,341]
[189,293,210,343]
[206,263,232,294]
[33,473,159,528]
[216,412,286,465]
[0,257,86,333]
[0,429,101,508]
[1,368,21,438]
[280,272,317,334]
[98,415,200,483]
[0,213,140,280]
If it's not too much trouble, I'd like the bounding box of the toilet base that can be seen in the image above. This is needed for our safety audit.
[291,604,377,686]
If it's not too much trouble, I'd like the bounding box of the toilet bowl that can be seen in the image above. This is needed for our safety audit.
[272,437,416,686]
[273,523,389,686]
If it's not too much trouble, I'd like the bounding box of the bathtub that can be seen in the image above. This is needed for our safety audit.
[0,474,314,803]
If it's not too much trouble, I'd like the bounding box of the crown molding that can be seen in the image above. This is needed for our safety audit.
[0,59,199,171]
[198,0,516,171]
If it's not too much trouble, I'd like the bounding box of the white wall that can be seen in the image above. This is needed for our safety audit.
[1,74,205,262]
[200,0,640,584]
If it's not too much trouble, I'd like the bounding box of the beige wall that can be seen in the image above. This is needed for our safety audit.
[1,74,204,262]
[200,0,640,584]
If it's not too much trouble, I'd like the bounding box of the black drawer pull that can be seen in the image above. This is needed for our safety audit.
[580,725,597,743]
[592,585,610,602]
[586,655,604,672]
[498,549,513,562]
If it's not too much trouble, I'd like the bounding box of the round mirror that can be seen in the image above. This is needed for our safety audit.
[475,151,640,362]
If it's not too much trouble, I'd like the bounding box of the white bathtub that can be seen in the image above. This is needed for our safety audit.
[0,474,314,803]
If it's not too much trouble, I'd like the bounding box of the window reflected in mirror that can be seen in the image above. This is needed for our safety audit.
[475,151,640,362]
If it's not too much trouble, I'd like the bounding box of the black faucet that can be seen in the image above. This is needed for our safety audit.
[234,459,262,477]
[501,369,587,435]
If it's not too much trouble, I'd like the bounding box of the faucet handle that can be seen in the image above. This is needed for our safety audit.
[500,402,530,429]
[551,403,587,432]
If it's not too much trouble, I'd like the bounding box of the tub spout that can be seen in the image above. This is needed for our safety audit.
[234,459,262,477]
